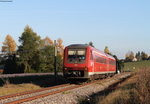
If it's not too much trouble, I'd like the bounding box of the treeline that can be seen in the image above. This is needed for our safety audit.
[0,25,64,74]
[125,51,150,62]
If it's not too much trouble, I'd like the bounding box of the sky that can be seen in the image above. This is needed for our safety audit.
[0,0,150,59]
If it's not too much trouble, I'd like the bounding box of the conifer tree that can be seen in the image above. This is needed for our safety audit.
[18,25,42,72]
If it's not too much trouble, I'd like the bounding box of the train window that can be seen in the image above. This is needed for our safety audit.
[95,55,106,64]
[109,60,116,65]
[68,49,86,63]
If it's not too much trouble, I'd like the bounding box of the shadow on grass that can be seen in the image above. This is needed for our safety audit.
[79,77,134,104]
[0,75,67,87]
[120,83,136,90]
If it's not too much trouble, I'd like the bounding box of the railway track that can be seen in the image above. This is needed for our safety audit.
[0,72,132,104]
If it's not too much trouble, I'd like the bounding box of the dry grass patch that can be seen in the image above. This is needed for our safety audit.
[98,75,139,104]
[99,89,138,104]
[0,83,41,96]
[136,68,150,104]
[97,67,150,104]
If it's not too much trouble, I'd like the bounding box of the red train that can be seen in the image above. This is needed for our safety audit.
[63,44,118,79]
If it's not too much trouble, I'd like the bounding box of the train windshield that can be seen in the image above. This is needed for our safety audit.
[68,49,86,63]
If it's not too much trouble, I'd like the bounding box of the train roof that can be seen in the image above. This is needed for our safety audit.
[67,44,89,48]
[66,44,115,60]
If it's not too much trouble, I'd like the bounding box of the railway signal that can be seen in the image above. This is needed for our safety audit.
[54,40,57,79]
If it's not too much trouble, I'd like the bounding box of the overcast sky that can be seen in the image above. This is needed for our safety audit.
[0,0,150,58]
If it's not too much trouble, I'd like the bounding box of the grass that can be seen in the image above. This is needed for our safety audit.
[0,75,67,96]
[0,83,41,96]
[62,91,71,94]
[97,75,139,104]
[98,61,150,104]
[123,61,150,72]
[79,61,150,104]
[98,67,150,104]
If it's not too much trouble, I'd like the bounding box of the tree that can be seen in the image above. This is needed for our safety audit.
[104,46,110,54]
[1,34,16,53]
[43,37,53,46]
[3,54,24,74]
[88,41,94,47]
[18,25,42,72]
[141,51,149,60]
[135,51,141,61]
[57,38,64,57]
[113,55,124,73]
[125,51,135,62]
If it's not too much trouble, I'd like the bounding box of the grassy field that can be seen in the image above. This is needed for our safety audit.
[123,61,150,72]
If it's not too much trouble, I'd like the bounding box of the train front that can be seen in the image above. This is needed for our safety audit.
[63,44,89,79]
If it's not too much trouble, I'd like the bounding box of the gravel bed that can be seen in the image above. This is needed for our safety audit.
[22,73,131,104]
[0,84,75,104]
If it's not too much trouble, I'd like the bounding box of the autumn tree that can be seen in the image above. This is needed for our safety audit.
[57,38,64,57]
[104,46,110,54]
[125,51,135,62]
[1,34,16,53]
[43,36,53,46]
[141,51,149,60]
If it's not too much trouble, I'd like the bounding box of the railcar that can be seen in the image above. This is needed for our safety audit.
[63,44,117,79]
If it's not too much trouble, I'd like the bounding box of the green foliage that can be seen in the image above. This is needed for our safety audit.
[123,61,150,72]
[18,25,42,73]
[1,25,63,74]
[3,55,24,74]
[9,25,63,73]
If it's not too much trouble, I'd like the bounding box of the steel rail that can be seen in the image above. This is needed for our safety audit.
[5,80,103,104]
[1,72,132,104]
[0,84,70,100]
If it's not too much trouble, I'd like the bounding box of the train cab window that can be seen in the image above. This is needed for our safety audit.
[68,49,86,63]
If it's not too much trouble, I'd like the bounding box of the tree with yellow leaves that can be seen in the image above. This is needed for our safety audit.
[1,34,16,53]
[43,36,53,46]
[125,51,135,61]
[104,46,110,54]
[57,38,64,57]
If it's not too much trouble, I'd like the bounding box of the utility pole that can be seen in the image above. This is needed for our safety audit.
[54,40,57,78]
